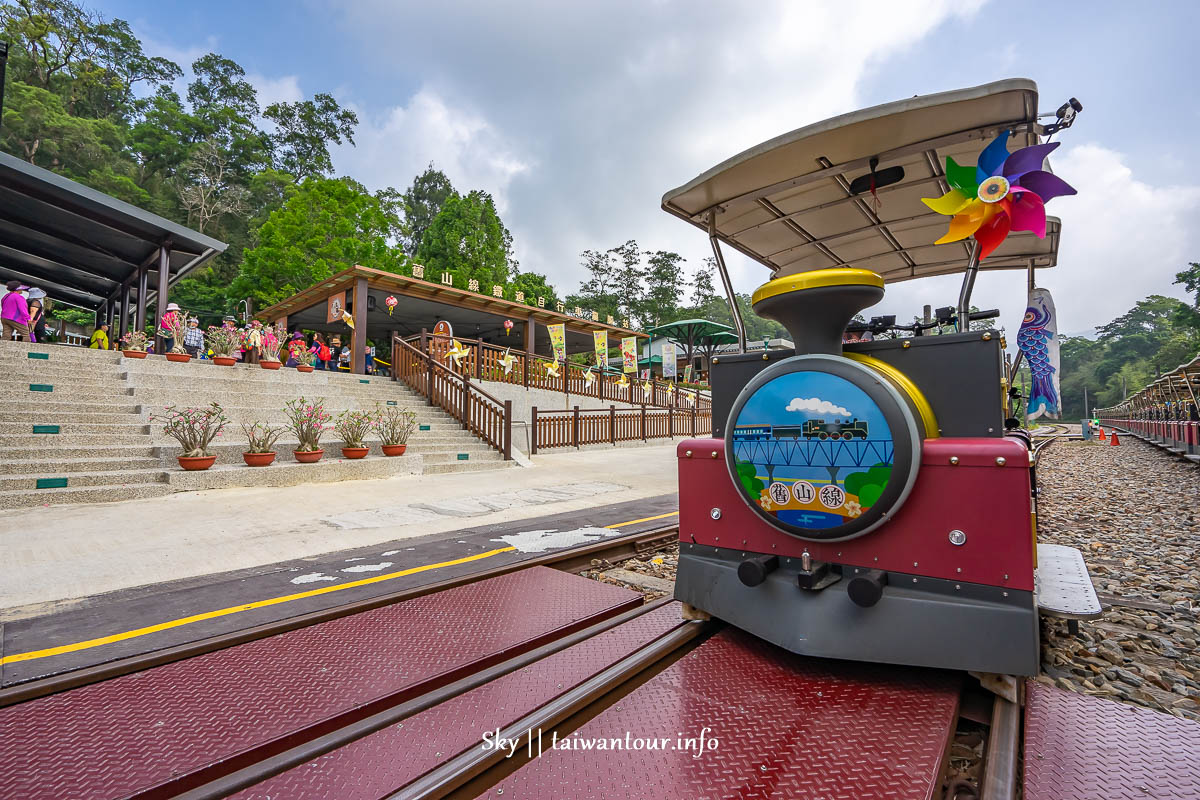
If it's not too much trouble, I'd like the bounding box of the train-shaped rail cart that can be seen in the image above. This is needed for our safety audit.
[662,79,1101,677]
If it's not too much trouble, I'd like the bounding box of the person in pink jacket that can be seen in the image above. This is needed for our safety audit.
[2,281,31,340]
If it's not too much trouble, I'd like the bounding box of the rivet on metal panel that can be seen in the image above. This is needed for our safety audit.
[1004,574,1009,580]
[1003,592,1008,597]
[712,357,720,364]
[955,584,961,590]
[949,456,959,465]
[762,353,769,360]
[902,341,911,349]
[711,450,718,458]
[982,332,992,341]
[710,508,721,520]
[913,561,919,567]
[948,530,967,546]
[995,456,1006,466]
[684,450,692,457]
[913,578,918,583]
[956,567,962,573]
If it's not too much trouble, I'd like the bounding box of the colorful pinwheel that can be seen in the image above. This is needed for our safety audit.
[922,130,1075,259]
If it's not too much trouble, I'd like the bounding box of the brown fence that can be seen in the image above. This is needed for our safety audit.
[392,336,512,459]
[404,333,711,412]
[530,404,713,453]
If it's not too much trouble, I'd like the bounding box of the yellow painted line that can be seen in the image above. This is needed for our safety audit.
[604,510,678,528]
[1,546,516,665]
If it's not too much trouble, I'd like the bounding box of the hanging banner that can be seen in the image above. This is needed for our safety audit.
[662,342,677,378]
[621,337,637,373]
[592,330,608,369]
[326,292,347,323]
[1018,287,1061,419]
[684,364,694,384]
[548,323,566,363]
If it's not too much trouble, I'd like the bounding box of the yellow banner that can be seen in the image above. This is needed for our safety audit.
[548,323,566,363]
[621,337,637,373]
[593,330,607,368]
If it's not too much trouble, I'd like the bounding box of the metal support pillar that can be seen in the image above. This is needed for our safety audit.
[955,241,981,332]
[707,211,746,352]
[524,316,536,356]
[135,264,148,333]
[155,244,170,354]
[120,281,131,339]
[351,276,369,374]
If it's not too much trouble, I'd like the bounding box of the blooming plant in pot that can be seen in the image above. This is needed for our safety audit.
[242,421,285,466]
[294,345,316,373]
[206,321,241,366]
[120,330,149,359]
[378,406,417,456]
[259,322,286,369]
[151,402,228,470]
[334,408,377,459]
[163,309,192,362]
[285,397,330,462]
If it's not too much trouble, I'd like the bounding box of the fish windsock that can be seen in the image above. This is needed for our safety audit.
[1017,288,1060,419]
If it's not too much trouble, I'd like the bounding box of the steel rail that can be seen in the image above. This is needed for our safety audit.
[0,525,680,708]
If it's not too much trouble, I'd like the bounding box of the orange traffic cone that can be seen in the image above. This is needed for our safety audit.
[1098,427,1106,441]
[1110,430,1120,446]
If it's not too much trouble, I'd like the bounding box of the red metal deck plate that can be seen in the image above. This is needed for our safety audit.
[488,628,960,800]
[232,603,684,799]
[0,567,639,800]
[1023,679,1200,800]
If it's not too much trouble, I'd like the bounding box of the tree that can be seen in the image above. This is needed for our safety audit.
[186,53,270,176]
[230,177,406,308]
[416,190,513,289]
[642,250,685,329]
[175,140,250,233]
[610,240,644,326]
[1174,261,1200,334]
[401,164,455,256]
[510,271,560,307]
[264,93,358,180]
[691,258,717,307]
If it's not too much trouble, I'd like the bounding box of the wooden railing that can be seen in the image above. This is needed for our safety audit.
[405,333,711,411]
[530,404,713,453]
[392,336,512,460]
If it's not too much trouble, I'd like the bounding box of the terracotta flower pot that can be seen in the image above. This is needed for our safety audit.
[165,352,191,363]
[243,452,276,467]
[341,447,369,459]
[177,455,216,471]
[294,449,324,463]
[213,355,237,366]
[122,350,147,359]
[381,444,407,457]
[260,360,281,370]
[296,364,314,373]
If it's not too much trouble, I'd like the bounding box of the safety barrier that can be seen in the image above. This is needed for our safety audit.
[392,336,512,460]
[530,405,713,453]
[404,333,711,412]
[1097,351,1200,459]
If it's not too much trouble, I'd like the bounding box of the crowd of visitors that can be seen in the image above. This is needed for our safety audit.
[2,280,49,342]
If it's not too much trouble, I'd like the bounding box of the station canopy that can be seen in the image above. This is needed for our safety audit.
[662,79,1063,283]
[0,151,226,310]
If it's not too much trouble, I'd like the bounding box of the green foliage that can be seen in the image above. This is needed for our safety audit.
[50,306,95,326]
[231,177,407,308]
[843,464,891,508]
[264,93,358,180]
[401,164,455,256]
[416,190,513,289]
[510,271,560,307]
[735,460,763,499]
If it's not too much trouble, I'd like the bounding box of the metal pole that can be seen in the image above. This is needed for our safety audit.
[707,211,746,352]
[0,42,8,130]
[155,244,170,353]
[955,241,981,332]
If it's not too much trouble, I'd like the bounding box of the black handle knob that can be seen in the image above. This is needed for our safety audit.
[847,569,888,607]
[737,555,779,587]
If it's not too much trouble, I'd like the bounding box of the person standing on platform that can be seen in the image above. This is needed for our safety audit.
[89,322,110,350]
[2,281,31,341]
[329,335,342,370]
[158,303,181,353]
[338,344,351,373]
[285,332,307,367]
[26,289,48,343]
[183,318,204,358]
[311,332,330,370]
[365,340,376,375]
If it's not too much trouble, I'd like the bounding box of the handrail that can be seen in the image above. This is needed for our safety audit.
[530,403,712,453]
[392,336,512,460]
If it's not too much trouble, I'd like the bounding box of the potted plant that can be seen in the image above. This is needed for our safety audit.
[120,330,149,359]
[378,405,417,456]
[206,321,241,366]
[152,402,227,470]
[294,346,316,373]
[259,322,286,370]
[242,421,284,466]
[285,397,329,462]
[163,309,192,363]
[334,408,376,459]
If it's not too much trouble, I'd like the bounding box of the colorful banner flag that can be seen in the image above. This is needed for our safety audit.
[621,336,637,373]
[662,342,677,378]
[548,323,566,363]
[684,364,694,384]
[593,330,608,369]
[1018,288,1061,420]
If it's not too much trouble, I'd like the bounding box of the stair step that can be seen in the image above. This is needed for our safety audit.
[0,456,164,475]
[422,460,514,475]
[0,469,168,490]
[4,401,143,415]
[5,410,145,423]
[0,433,152,446]
[0,421,150,435]
[0,482,173,509]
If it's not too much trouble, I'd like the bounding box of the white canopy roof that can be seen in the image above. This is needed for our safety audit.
[662,79,1062,283]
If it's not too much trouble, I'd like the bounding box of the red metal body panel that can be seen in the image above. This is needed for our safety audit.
[678,437,1035,591]
[1023,680,1200,799]
[0,568,639,800]
[232,603,684,799]
[491,628,960,800]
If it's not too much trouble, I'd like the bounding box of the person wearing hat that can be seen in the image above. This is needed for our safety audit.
[159,302,182,353]
[2,280,31,341]
[89,322,110,350]
[183,317,204,358]
[25,288,48,344]
[285,331,307,367]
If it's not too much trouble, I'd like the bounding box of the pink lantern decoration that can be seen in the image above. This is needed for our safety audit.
[504,319,514,336]
[385,295,398,316]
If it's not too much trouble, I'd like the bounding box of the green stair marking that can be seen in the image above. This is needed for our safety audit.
[386,400,397,406]
[457,453,469,461]
[419,424,431,431]
[33,425,61,434]
[359,379,370,384]
[27,352,49,360]
[29,384,53,392]
[36,477,68,489]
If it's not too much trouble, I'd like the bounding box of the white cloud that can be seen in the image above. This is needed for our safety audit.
[247,73,304,107]
[786,397,852,417]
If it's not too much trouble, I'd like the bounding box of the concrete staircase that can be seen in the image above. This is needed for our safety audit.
[0,341,513,508]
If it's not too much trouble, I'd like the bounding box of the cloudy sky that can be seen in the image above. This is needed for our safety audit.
[110,0,1199,337]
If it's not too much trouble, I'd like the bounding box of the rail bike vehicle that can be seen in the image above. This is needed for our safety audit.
[663,79,1099,676]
